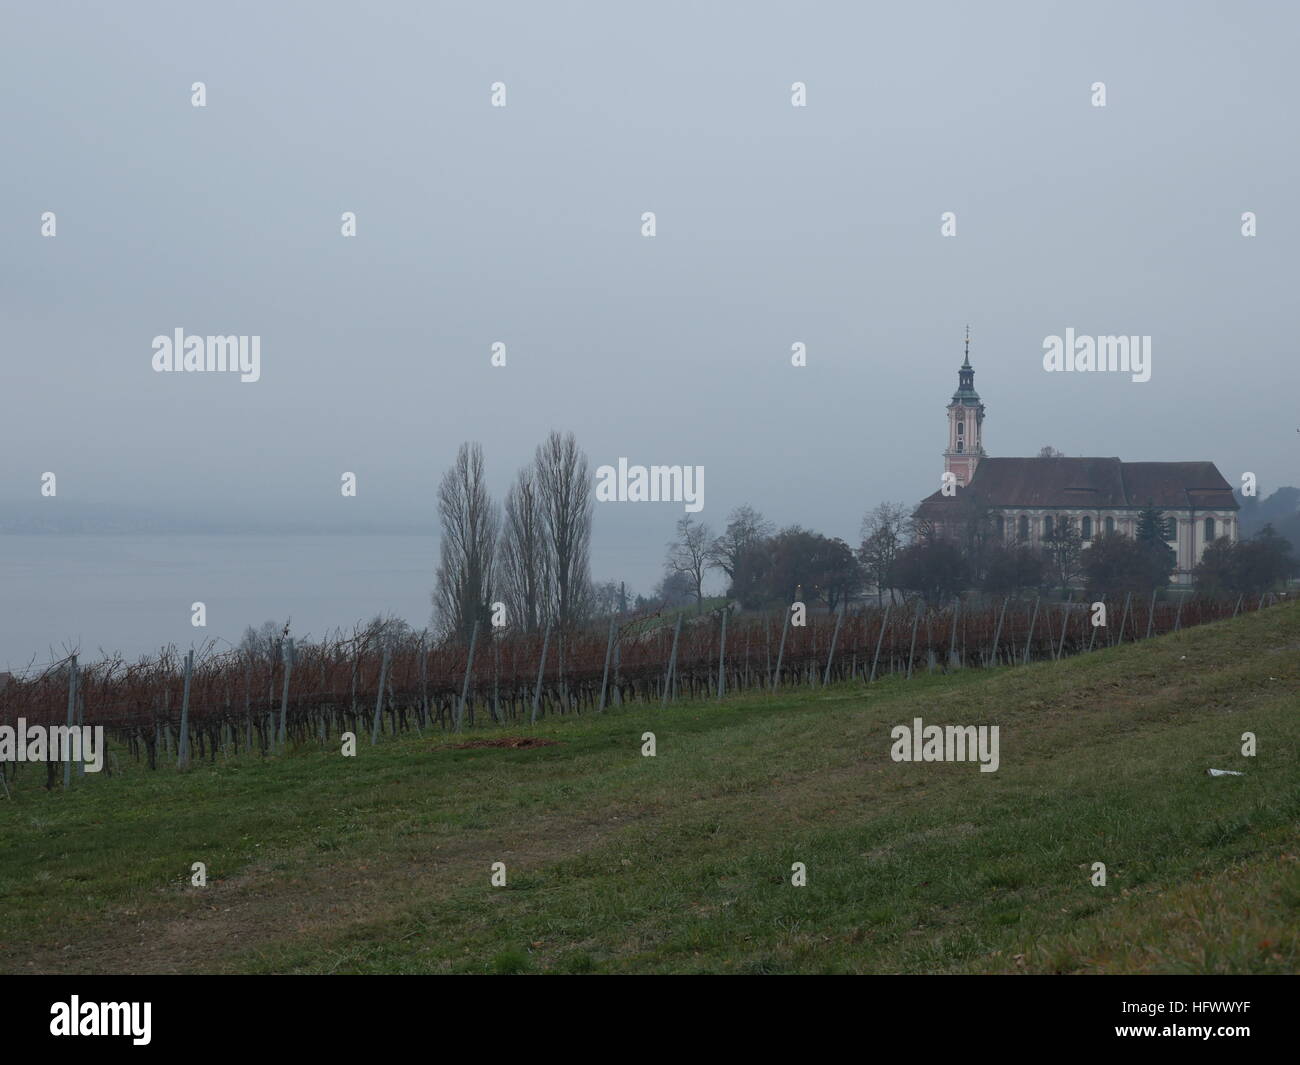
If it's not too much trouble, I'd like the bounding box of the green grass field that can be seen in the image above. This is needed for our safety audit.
[2,602,1298,975]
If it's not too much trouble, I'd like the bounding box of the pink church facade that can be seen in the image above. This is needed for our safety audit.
[920,341,1238,585]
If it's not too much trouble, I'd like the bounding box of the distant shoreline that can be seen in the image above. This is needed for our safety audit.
[0,525,434,537]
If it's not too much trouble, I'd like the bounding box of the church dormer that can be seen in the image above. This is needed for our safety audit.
[943,327,986,487]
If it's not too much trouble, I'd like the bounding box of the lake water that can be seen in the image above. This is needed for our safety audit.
[0,533,666,672]
[0,534,439,671]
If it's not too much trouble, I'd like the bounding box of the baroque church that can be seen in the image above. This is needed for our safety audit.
[916,336,1239,585]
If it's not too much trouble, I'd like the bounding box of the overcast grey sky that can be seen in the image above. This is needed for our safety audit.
[2,1,1296,587]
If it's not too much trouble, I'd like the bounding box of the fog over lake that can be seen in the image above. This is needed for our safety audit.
[0,534,435,669]
[0,534,668,670]
[3,1,1295,669]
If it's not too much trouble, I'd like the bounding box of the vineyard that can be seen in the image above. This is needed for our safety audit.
[0,591,1279,789]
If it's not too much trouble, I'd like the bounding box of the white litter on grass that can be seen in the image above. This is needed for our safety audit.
[1206,768,1244,777]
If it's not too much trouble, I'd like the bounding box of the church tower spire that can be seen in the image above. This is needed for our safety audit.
[943,327,986,487]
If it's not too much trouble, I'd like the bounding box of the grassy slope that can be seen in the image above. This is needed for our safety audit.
[1,603,1297,975]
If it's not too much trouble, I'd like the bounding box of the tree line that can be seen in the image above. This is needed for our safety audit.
[867,496,1295,603]
[661,507,863,612]
[662,496,1296,612]
[432,431,1298,643]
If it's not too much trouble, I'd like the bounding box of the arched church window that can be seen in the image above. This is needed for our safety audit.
[1082,516,1093,539]
[995,515,1005,538]
[1043,515,1054,537]
[1204,516,1215,541]
[1104,516,1115,534]
[1017,515,1029,540]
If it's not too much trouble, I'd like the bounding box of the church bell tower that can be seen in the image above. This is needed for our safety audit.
[944,327,986,487]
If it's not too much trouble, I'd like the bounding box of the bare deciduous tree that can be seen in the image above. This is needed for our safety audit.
[588,579,629,618]
[499,465,552,634]
[707,504,773,583]
[1042,516,1083,595]
[858,502,910,604]
[534,430,592,630]
[239,619,287,663]
[433,442,500,642]
[654,569,695,609]
[666,515,715,610]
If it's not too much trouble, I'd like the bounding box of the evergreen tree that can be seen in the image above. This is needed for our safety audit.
[1133,501,1176,589]
[1135,502,1173,545]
